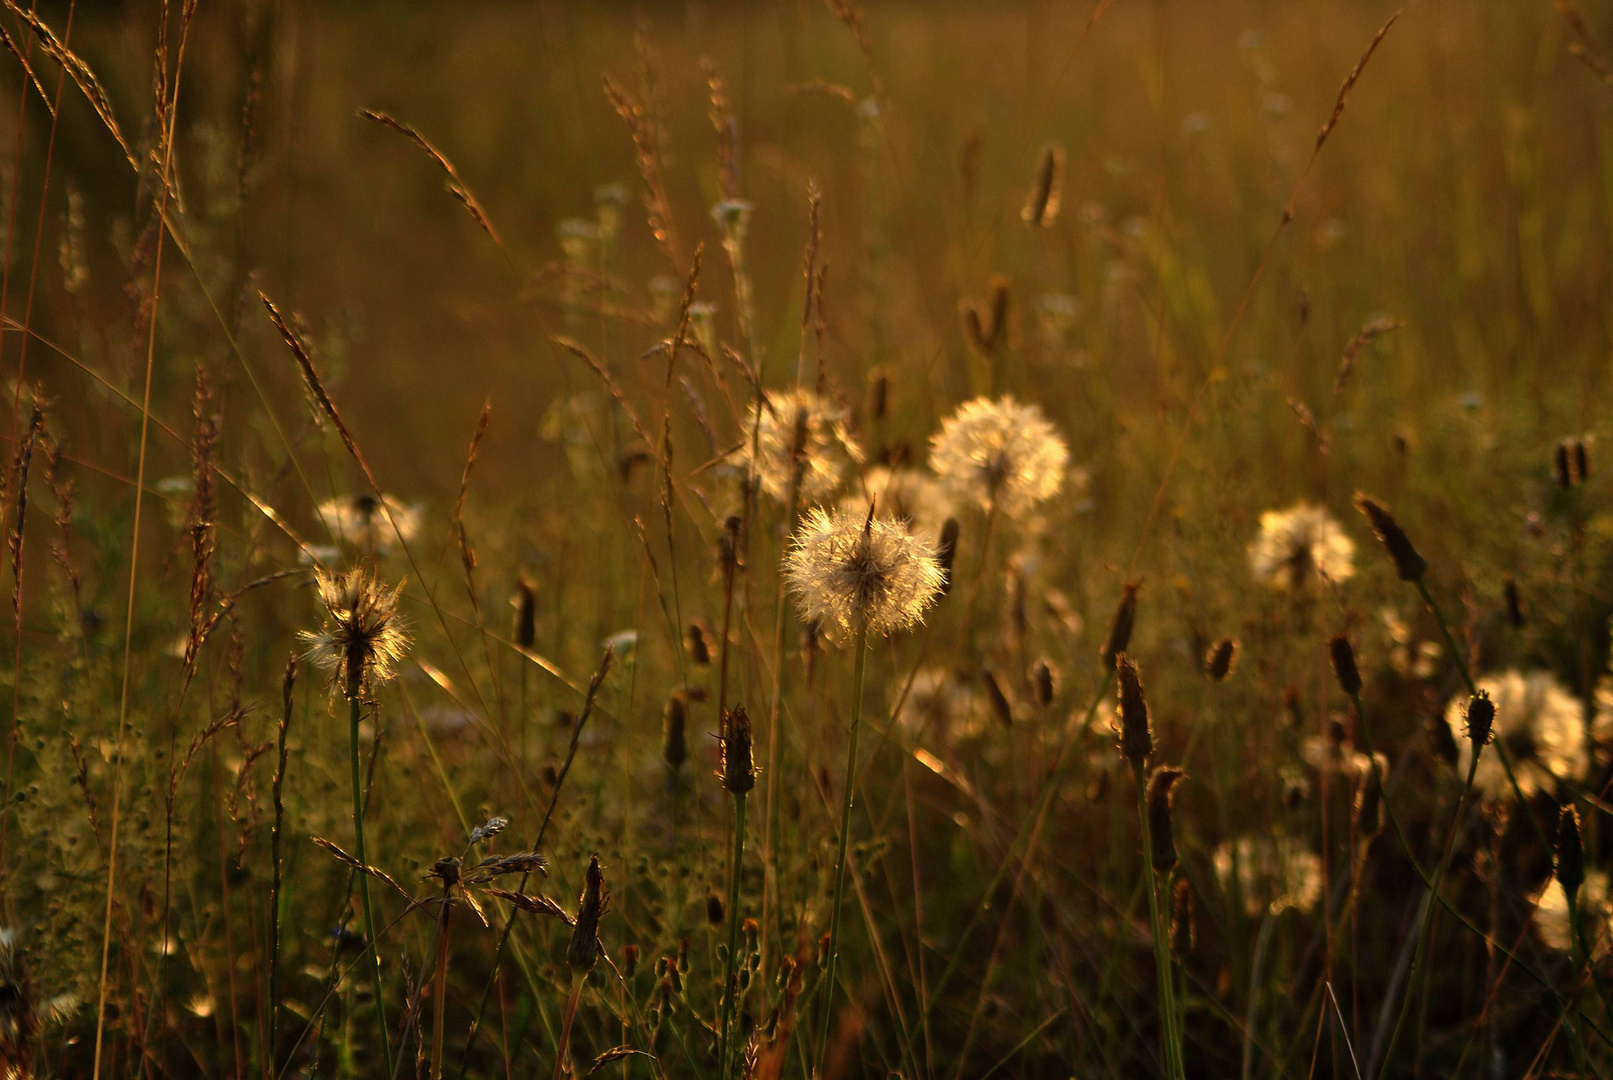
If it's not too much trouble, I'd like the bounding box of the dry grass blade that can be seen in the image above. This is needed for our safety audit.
[551,334,655,449]
[1335,315,1401,393]
[358,109,505,252]
[1557,1,1613,85]
[309,836,412,899]
[1315,9,1402,153]
[464,852,549,883]
[3,2,135,169]
[587,1048,655,1074]
[787,79,858,104]
[261,293,364,464]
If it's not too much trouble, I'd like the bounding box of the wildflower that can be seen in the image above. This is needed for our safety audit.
[929,396,1069,517]
[841,466,955,541]
[1449,671,1592,800]
[784,506,944,636]
[300,567,409,697]
[317,493,422,554]
[743,388,861,503]
[1247,503,1354,591]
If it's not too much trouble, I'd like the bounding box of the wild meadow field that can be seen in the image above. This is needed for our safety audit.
[4,0,1613,1077]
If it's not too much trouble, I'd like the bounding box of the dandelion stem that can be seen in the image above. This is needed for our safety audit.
[348,688,393,1079]
[814,621,868,1078]
[718,791,748,1079]
[1132,760,1186,1080]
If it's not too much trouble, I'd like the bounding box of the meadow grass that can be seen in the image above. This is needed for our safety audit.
[1,1,1613,1078]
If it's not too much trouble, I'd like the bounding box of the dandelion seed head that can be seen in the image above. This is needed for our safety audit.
[1451,670,1595,800]
[316,493,422,554]
[300,567,409,696]
[1213,834,1324,917]
[928,396,1069,517]
[784,505,945,636]
[1247,502,1355,591]
[840,466,955,542]
[743,388,862,503]
[1535,869,1612,957]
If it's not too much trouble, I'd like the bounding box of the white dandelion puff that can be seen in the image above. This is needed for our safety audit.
[784,505,945,636]
[1247,502,1355,591]
[841,466,955,542]
[1213,834,1324,917]
[741,388,862,504]
[300,567,410,697]
[928,395,1069,517]
[1534,869,1612,957]
[1451,670,1593,801]
[317,493,422,554]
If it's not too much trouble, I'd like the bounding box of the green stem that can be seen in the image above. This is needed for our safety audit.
[719,792,748,1079]
[1132,760,1185,1080]
[814,623,869,1078]
[349,690,393,1079]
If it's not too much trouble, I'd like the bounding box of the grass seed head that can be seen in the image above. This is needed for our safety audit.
[1170,877,1195,960]
[1101,580,1142,669]
[1328,635,1362,697]
[719,705,756,794]
[663,691,689,772]
[513,574,537,649]
[1205,639,1237,682]
[1146,766,1185,871]
[567,855,608,973]
[1354,494,1427,581]
[1116,655,1152,765]
[1557,804,1585,894]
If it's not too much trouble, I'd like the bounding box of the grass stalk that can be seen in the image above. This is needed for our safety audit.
[1131,760,1186,1080]
[347,685,393,1079]
[718,790,748,1079]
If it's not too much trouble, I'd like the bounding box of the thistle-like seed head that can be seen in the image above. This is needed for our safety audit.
[300,567,409,698]
[784,506,944,636]
[928,395,1068,518]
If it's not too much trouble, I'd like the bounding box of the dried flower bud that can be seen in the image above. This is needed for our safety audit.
[514,575,537,650]
[1101,580,1142,669]
[1032,659,1056,707]
[1116,655,1152,765]
[1146,766,1185,871]
[982,670,1013,727]
[684,621,713,666]
[1354,494,1427,581]
[706,895,725,926]
[663,692,689,772]
[935,518,960,597]
[567,855,607,973]
[1557,805,1585,895]
[1328,635,1362,697]
[719,706,756,795]
[1204,639,1237,682]
[1170,876,1195,960]
[1463,691,1495,749]
[1503,575,1524,628]
[431,856,461,887]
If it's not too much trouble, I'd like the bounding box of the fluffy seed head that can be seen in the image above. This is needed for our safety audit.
[301,567,409,697]
[928,395,1069,517]
[841,466,955,542]
[317,492,421,554]
[743,388,862,503]
[1449,673,1600,801]
[1248,503,1355,591]
[784,506,945,636]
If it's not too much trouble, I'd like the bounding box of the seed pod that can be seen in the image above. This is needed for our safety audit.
[1328,635,1362,697]
[720,705,756,795]
[663,692,689,772]
[1116,655,1152,765]
[1503,575,1524,628]
[1170,876,1196,960]
[1032,659,1056,707]
[935,518,960,597]
[706,895,725,926]
[1463,691,1495,749]
[1146,766,1185,872]
[1204,639,1237,682]
[1555,442,1573,488]
[982,670,1013,727]
[1354,495,1427,581]
[1557,805,1585,895]
[567,855,607,973]
[514,575,537,650]
[1100,580,1142,670]
[684,621,712,667]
